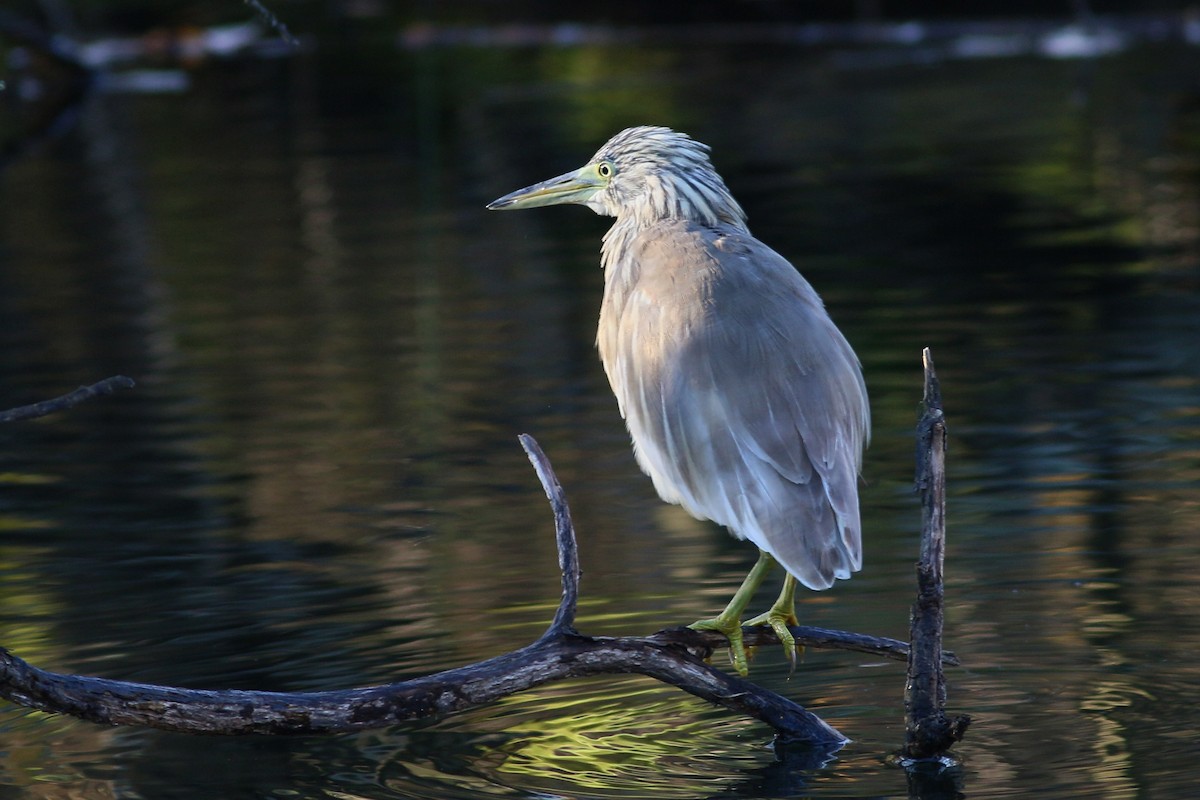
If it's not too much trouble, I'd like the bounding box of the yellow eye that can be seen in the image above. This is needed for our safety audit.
[597,161,614,178]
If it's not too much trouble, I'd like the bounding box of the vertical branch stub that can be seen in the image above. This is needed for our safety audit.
[903,348,968,760]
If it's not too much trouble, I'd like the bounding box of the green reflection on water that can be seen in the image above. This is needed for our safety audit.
[480,682,763,796]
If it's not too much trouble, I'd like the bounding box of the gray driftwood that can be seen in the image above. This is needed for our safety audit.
[1,377,960,752]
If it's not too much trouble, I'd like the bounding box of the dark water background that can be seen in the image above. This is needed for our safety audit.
[2,14,1199,799]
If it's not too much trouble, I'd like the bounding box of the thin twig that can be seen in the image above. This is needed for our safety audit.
[672,624,958,666]
[242,0,298,46]
[0,376,136,423]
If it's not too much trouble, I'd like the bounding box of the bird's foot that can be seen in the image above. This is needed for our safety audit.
[687,551,777,677]
[745,605,803,675]
[688,615,751,677]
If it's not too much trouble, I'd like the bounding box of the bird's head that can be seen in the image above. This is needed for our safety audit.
[487,126,746,229]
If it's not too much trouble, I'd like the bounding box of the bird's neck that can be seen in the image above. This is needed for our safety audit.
[599,215,644,273]
[599,210,747,273]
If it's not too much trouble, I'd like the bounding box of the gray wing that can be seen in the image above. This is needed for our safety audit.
[598,222,869,590]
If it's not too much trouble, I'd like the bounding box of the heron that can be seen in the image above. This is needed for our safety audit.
[488,126,869,676]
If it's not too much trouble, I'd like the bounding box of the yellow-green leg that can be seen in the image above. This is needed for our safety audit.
[746,572,802,674]
[688,550,776,676]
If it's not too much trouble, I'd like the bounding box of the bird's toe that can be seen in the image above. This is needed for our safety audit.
[745,606,804,676]
[688,615,751,677]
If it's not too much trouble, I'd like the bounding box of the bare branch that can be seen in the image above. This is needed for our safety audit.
[673,624,958,666]
[0,380,963,753]
[242,0,298,46]
[520,434,580,635]
[0,431,855,747]
[0,376,136,423]
[0,629,846,744]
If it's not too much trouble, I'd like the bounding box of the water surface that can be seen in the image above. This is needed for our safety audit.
[1,20,1199,799]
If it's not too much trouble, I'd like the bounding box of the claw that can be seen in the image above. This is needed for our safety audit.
[746,605,801,676]
[745,573,803,676]
[687,550,776,677]
[688,553,812,677]
[690,615,750,676]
